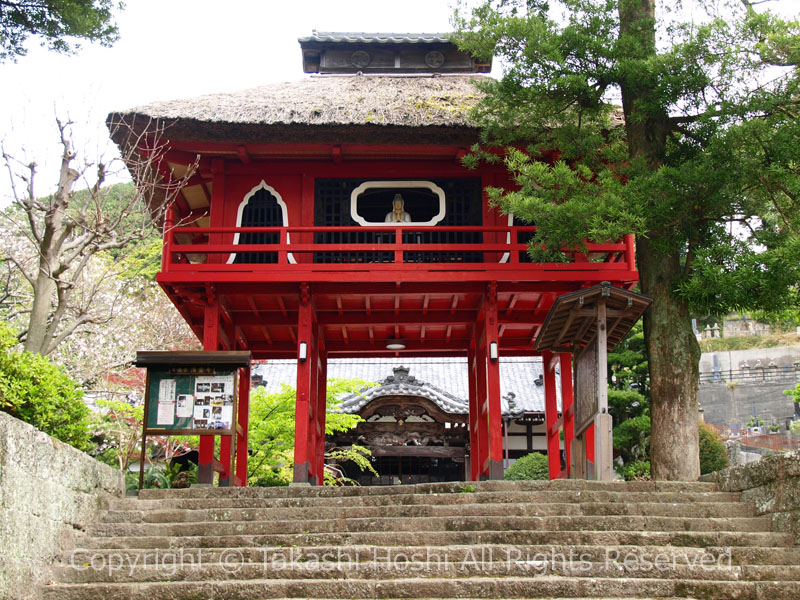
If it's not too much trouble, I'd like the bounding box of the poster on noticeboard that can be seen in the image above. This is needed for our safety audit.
[144,369,237,433]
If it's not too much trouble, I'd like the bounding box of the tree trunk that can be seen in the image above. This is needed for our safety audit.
[619,0,700,480]
[637,236,701,480]
[24,258,57,355]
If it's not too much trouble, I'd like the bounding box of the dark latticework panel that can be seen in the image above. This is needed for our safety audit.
[314,178,483,263]
[233,188,283,264]
[314,179,390,263]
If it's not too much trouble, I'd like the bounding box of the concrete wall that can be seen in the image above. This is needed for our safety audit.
[699,380,798,428]
[698,345,800,429]
[699,345,800,374]
[0,412,124,600]
[702,450,800,545]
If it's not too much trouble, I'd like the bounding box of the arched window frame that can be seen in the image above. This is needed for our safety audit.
[227,180,295,264]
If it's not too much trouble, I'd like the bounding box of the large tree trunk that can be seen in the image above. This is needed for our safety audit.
[637,237,701,480]
[619,0,700,480]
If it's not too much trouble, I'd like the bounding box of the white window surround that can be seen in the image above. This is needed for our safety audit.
[227,180,296,264]
[500,213,515,264]
[350,180,446,226]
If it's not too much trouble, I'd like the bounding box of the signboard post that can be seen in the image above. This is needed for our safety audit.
[535,283,651,481]
[136,351,251,490]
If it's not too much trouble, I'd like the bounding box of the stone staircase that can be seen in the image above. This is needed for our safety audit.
[43,480,799,600]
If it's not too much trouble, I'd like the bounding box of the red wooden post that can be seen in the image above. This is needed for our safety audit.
[161,204,174,273]
[467,344,479,481]
[484,283,504,480]
[394,227,403,263]
[219,435,232,485]
[624,234,636,272]
[199,300,221,484]
[560,353,574,478]
[293,284,313,484]
[475,324,489,479]
[314,345,328,485]
[543,350,560,479]
[235,365,250,486]
[306,322,319,485]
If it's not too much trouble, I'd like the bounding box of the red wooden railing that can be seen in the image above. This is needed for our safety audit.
[161,219,637,277]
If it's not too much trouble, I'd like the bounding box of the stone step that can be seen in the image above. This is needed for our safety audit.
[133,479,721,501]
[86,514,774,538]
[40,575,800,600]
[53,554,800,584]
[61,544,800,569]
[99,500,754,524]
[78,528,794,551]
[110,489,744,512]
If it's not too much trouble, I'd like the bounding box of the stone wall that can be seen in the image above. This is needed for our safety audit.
[702,450,800,545]
[0,411,124,600]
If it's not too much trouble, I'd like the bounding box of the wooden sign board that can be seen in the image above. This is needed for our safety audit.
[574,343,599,437]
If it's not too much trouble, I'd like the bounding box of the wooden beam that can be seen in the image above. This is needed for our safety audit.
[361,445,466,458]
[506,294,518,315]
[236,145,252,165]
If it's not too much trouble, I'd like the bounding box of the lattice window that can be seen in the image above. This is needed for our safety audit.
[232,183,285,264]
[314,178,482,263]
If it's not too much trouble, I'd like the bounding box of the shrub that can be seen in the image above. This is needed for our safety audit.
[699,422,729,475]
[617,459,651,481]
[613,414,651,464]
[0,322,90,449]
[504,451,550,480]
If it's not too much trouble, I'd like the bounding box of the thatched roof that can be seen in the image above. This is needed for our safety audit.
[108,74,486,147]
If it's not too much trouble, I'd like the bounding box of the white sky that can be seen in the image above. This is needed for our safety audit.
[0,0,460,204]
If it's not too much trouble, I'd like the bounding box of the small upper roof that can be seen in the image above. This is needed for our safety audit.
[298,30,491,74]
[298,32,453,44]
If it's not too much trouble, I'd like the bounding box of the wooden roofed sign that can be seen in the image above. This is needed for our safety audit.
[534,283,651,481]
[135,351,251,490]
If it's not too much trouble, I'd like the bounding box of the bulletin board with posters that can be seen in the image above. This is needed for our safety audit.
[143,368,238,434]
[135,351,251,489]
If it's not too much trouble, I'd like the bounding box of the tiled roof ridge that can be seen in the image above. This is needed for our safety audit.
[299,32,452,43]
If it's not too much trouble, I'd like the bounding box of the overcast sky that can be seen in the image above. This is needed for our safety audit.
[0,0,460,203]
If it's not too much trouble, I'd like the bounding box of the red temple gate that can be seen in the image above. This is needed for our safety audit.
[111,32,639,485]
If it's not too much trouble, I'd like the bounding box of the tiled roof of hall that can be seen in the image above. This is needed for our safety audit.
[254,357,562,416]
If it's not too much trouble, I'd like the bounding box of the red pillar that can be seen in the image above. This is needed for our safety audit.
[543,350,561,479]
[314,345,328,486]
[198,159,226,486]
[198,300,221,484]
[235,365,250,486]
[293,284,314,484]
[467,344,480,481]
[484,284,504,480]
[560,353,574,478]
[475,322,489,480]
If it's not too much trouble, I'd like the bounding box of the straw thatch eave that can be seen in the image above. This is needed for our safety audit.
[107,74,488,149]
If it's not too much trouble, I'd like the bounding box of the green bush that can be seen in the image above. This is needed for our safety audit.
[617,459,651,481]
[504,452,550,480]
[0,322,90,449]
[699,422,729,475]
[613,414,651,464]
